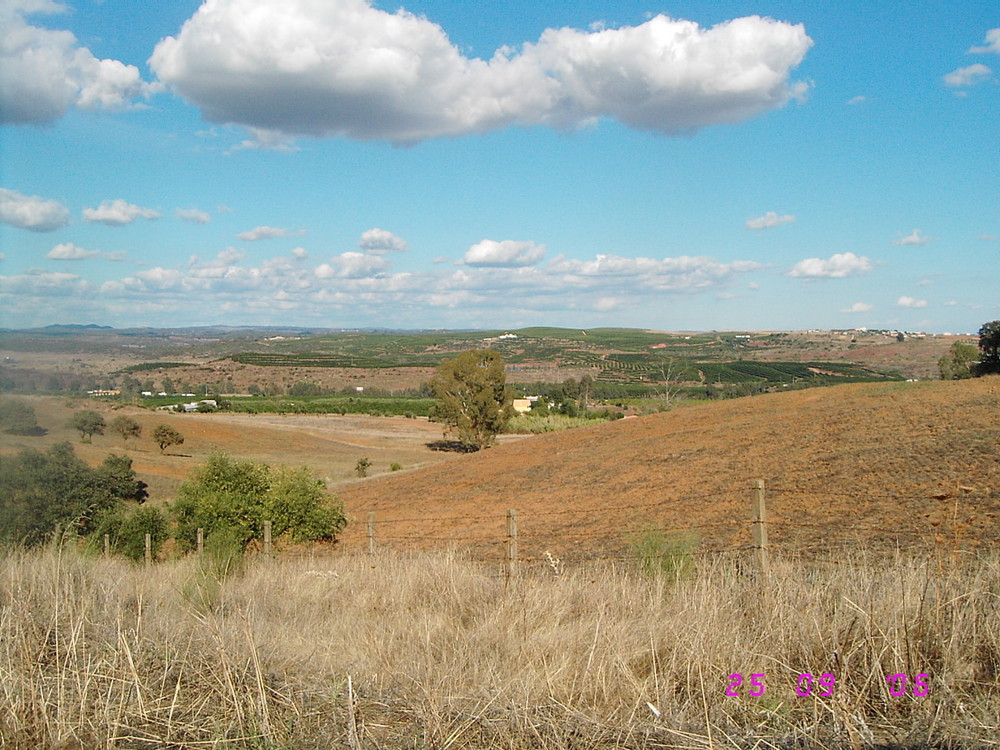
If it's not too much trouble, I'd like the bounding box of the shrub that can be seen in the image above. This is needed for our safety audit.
[0,399,45,435]
[172,453,347,552]
[90,505,169,562]
[626,527,698,580]
[0,444,146,547]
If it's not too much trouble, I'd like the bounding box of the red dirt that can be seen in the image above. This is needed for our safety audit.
[336,378,1000,564]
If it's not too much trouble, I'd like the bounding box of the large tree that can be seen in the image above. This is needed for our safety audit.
[429,349,513,450]
[0,443,146,547]
[974,320,1000,376]
[68,410,105,442]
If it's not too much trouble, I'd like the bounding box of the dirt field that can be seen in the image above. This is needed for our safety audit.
[0,397,486,500]
[4,376,997,566]
[335,377,1000,563]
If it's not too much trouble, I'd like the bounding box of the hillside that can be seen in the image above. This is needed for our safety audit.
[337,377,1000,563]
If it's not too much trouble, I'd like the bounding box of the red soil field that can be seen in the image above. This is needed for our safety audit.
[336,378,1000,566]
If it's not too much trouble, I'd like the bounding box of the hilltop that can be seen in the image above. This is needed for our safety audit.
[336,377,1000,563]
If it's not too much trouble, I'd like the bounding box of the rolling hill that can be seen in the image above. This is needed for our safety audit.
[337,377,1000,565]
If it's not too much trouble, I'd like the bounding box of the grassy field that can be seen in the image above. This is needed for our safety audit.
[1,544,997,749]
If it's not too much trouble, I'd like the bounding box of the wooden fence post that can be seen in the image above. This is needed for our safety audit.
[197,527,204,556]
[103,533,110,557]
[367,511,376,555]
[263,520,272,557]
[144,533,152,567]
[506,508,518,581]
[751,479,770,576]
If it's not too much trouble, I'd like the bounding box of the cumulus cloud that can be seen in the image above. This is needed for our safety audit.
[176,208,211,224]
[788,252,873,279]
[0,187,70,231]
[359,228,408,254]
[150,0,812,143]
[46,242,100,260]
[894,229,931,246]
[318,252,390,279]
[463,239,546,267]
[549,253,762,291]
[746,211,795,230]
[897,296,928,309]
[83,199,160,226]
[841,302,874,313]
[0,269,93,296]
[291,246,309,259]
[0,0,160,125]
[236,226,305,241]
[969,28,1000,55]
[943,63,992,87]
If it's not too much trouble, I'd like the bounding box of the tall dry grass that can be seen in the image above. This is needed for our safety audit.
[1,544,998,749]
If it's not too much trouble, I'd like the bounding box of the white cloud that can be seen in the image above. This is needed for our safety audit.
[746,211,795,230]
[46,242,99,260]
[788,252,873,279]
[236,226,305,241]
[894,229,931,246]
[594,296,622,312]
[841,302,874,313]
[0,187,70,231]
[969,28,1000,55]
[83,199,160,226]
[549,253,762,291]
[322,251,390,279]
[943,63,992,87]
[176,208,211,224]
[0,0,159,125]
[847,95,866,105]
[291,246,309,259]
[359,228,409,255]
[897,296,928,309]
[0,269,93,296]
[150,1,812,144]
[463,239,546,267]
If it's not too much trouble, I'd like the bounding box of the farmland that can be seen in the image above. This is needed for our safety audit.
[1,325,997,749]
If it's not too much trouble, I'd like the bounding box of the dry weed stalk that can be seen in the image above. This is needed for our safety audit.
[0,545,997,749]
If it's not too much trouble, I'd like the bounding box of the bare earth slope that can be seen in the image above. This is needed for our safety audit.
[338,378,1000,563]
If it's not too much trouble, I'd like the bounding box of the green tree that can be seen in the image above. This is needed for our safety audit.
[0,399,45,435]
[938,341,979,380]
[0,443,145,547]
[974,320,1000,376]
[109,414,142,445]
[152,424,184,453]
[171,453,347,552]
[68,410,105,442]
[429,349,513,450]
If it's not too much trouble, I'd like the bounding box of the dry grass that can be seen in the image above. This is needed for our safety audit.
[1,545,998,749]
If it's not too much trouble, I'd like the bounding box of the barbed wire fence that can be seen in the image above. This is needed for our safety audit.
[139,480,997,575]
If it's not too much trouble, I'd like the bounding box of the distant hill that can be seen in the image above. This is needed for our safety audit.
[337,378,1000,563]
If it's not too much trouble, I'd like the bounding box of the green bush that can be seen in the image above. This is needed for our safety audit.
[172,453,347,552]
[90,505,169,562]
[0,399,45,435]
[0,444,146,547]
[626,527,698,580]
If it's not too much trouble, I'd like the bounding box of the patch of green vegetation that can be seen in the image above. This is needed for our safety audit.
[119,362,192,372]
[222,395,435,417]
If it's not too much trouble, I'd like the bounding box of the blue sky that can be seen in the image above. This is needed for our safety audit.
[1,0,997,333]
